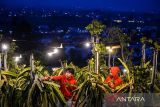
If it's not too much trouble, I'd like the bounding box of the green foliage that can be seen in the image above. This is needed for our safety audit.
[0,20,159,107]
[131,66,151,93]
[140,37,160,50]
[86,20,106,36]
[140,36,147,43]
[105,27,132,63]
[74,71,111,107]
[154,42,160,51]
[154,72,160,92]
[105,27,129,43]
[118,58,157,93]
[94,43,107,54]
[118,58,131,82]
[0,63,65,107]
[7,42,18,70]
[0,55,159,107]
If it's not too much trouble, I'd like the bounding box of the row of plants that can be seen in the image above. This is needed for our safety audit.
[0,58,159,107]
[0,20,160,107]
[0,61,66,107]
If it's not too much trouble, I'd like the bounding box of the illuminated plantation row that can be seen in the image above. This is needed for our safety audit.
[0,20,160,107]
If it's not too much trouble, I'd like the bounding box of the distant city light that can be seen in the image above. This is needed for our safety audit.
[114,20,122,23]
[128,20,135,23]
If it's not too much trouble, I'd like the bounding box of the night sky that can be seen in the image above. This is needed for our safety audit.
[0,0,160,12]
